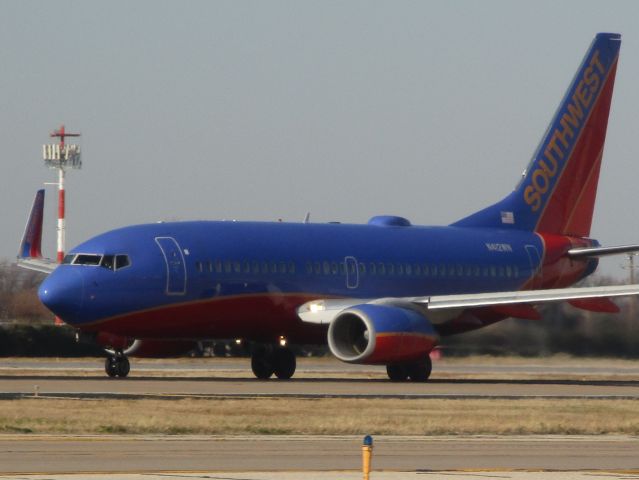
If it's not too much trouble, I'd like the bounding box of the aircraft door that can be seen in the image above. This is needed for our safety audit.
[525,244,542,288]
[155,237,187,295]
[345,256,359,289]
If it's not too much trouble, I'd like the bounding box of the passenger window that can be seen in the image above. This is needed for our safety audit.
[270,262,278,274]
[405,264,412,276]
[233,261,241,274]
[253,261,260,274]
[305,262,313,275]
[261,261,269,274]
[359,263,366,275]
[413,264,421,276]
[196,261,203,273]
[331,262,338,275]
[243,261,251,274]
[207,261,213,273]
[377,262,385,275]
[215,260,222,273]
[386,263,395,275]
[397,264,404,276]
[101,255,115,270]
[224,260,232,274]
[369,262,376,275]
[314,262,321,275]
[323,261,331,275]
[288,261,296,274]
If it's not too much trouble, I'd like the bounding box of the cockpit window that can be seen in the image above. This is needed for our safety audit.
[101,255,115,270]
[62,254,76,264]
[73,254,102,266]
[97,254,131,271]
[115,255,130,270]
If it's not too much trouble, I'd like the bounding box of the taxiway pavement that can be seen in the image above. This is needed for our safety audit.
[0,435,638,473]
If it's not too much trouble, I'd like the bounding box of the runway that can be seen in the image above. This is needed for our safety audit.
[1,435,639,473]
[2,376,639,399]
[2,357,639,399]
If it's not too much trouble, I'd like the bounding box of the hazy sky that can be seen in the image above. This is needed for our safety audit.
[2,1,639,278]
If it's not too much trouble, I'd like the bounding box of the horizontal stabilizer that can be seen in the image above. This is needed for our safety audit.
[567,244,639,258]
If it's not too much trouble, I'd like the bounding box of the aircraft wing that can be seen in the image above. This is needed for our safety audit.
[17,190,57,274]
[16,257,57,274]
[298,283,639,325]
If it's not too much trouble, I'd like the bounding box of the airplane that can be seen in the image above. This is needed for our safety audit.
[18,32,639,381]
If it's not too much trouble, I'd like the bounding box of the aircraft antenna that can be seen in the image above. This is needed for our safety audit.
[43,124,81,263]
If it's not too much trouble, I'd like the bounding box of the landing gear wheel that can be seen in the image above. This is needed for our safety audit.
[251,348,274,379]
[386,364,408,382]
[273,347,296,380]
[105,356,118,378]
[105,354,130,378]
[407,356,432,382]
[117,356,130,378]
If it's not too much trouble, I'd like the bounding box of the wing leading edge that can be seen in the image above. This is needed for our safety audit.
[298,283,639,325]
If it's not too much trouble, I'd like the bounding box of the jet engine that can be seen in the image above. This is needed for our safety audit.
[327,304,439,364]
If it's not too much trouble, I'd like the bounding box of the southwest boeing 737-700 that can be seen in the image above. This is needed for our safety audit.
[18,33,639,381]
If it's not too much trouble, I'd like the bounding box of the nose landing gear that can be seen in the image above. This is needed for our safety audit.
[105,352,130,378]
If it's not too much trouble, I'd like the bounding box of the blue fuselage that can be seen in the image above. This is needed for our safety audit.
[38,219,593,343]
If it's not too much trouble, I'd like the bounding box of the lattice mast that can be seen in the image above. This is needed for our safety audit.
[43,125,81,263]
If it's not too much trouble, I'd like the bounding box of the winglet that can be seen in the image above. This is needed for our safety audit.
[18,189,45,259]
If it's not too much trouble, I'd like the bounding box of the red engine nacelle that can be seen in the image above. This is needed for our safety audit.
[327,303,439,364]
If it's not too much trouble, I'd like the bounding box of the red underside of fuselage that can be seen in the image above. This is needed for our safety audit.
[79,293,328,344]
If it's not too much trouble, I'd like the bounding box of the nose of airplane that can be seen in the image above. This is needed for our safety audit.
[38,268,85,324]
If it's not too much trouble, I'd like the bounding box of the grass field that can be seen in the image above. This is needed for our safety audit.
[1,397,639,436]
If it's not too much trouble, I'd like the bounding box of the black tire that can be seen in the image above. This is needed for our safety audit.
[251,351,274,379]
[407,356,432,382]
[273,348,296,380]
[386,364,408,381]
[117,356,130,378]
[105,356,118,378]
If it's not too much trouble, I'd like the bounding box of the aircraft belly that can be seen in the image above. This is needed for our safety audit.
[79,292,327,344]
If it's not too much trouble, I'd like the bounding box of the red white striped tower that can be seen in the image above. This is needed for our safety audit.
[43,125,81,263]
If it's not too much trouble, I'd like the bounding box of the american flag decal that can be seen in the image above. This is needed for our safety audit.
[501,211,515,224]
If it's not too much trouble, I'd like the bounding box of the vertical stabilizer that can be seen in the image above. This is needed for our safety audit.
[453,33,621,236]
[18,189,45,259]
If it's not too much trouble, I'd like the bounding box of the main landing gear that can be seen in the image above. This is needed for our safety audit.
[386,356,432,382]
[105,351,130,378]
[251,345,296,380]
